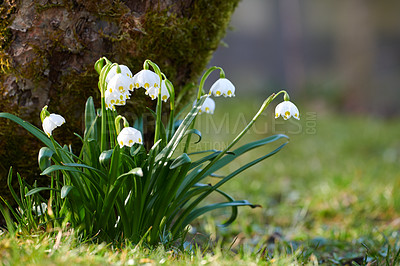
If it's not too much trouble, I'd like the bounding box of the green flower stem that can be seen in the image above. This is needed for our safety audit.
[184,66,224,153]
[197,90,287,180]
[144,60,163,144]
[100,97,108,152]
[197,66,223,100]
[173,90,288,235]
[165,79,175,141]
[98,60,116,152]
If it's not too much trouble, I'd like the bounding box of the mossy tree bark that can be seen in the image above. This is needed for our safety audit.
[0,0,240,201]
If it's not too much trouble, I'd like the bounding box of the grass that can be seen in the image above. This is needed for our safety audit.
[1,98,400,265]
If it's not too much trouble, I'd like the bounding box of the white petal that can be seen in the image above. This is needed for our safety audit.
[106,65,133,83]
[43,114,65,136]
[194,97,215,114]
[160,80,170,102]
[146,87,158,100]
[43,117,56,136]
[275,101,300,120]
[48,114,65,126]
[117,127,143,148]
[210,78,235,97]
[132,70,160,90]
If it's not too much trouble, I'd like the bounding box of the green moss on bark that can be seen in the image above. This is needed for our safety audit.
[0,0,240,202]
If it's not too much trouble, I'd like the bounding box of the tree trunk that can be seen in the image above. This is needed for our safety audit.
[0,0,240,201]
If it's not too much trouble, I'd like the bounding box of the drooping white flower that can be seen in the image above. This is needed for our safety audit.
[105,64,133,83]
[275,101,300,120]
[32,202,47,216]
[209,78,235,97]
[105,73,133,110]
[145,80,170,102]
[132,69,160,90]
[117,127,143,148]
[42,113,65,136]
[194,97,216,114]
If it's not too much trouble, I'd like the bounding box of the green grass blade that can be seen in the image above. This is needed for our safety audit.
[0,113,53,148]
[182,200,260,229]
[25,187,59,197]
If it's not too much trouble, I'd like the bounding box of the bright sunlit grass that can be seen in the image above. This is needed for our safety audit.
[1,99,400,264]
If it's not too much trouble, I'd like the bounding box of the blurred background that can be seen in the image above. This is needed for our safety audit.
[208,0,400,116]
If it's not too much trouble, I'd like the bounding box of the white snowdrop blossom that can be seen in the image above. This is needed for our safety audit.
[132,69,160,90]
[105,64,133,83]
[32,202,47,216]
[117,127,143,148]
[42,113,65,136]
[209,78,235,97]
[105,73,134,110]
[145,80,170,102]
[194,97,216,114]
[275,100,300,120]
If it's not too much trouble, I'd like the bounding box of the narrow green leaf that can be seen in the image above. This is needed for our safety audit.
[84,96,98,141]
[108,145,121,184]
[182,200,260,228]
[100,168,143,229]
[155,95,207,162]
[0,113,53,148]
[6,167,22,207]
[0,200,16,234]
[61,185,74,199]
[183,128,202,144]
[25,187,59,197]
[38,147,54,171]
[41,165,85,176]
[172,142,288,236]
[170,153,191,169]
[63,163,107,179]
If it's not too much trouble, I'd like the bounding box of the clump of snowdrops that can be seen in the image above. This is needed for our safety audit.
[0,57,300,245]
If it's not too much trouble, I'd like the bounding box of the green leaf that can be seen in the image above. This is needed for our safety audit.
[38,147,54,171]
[182,200,260,228]
[170,153,191,169]
[63,163,107,180]
[41,165,84,176]
[199,134,289,180]
[130,145,142,157]
[147,107,167,147]
[100,168,143,229]
[183,128,202,144]
[25,187,59,197]
[172,142,288,236]
[155,95,207,162]
[108,145,121,184]
[99,149,113,166]
[0,113,53,149]
[0,200,16,234]
[61,185,74,199]
[84,96,98,141]
[6,167,22,207]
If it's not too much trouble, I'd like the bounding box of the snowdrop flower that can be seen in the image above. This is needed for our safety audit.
[275,101,300,120]
[32,202,47,216]
[145,80,170,102]
[105,64,133,83]
[209,78,235,97]
[117,127,143,148]
[105,73,133,110]
[42,113,65,136]
[132,69,160,90]
[194,97,216,114]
